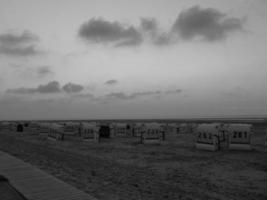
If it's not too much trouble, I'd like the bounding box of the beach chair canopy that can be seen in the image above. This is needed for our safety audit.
[81,122,99,130]
[144,122,162,129]
[228,124,252,132]
[197,124,220,136]
[50,123,64,130]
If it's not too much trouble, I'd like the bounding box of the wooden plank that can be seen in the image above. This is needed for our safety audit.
[0,151,97,200]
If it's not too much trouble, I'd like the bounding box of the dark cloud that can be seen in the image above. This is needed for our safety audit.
[74,90,163,102]
[6,81,86,95]
[37,81,61,93]
[62,83,84,93]
[0,31,38,45]
[105,79,118,85]
[172,6,244,41]
[0,31,41,56]
[164,89,182,94]
[104,90,181,101]
[0,45,40,56]
[131,91,161,98]
[78,7,244,47]
[105,92,132,100]
[152,33,173,46]
[37,66,53,77]
[6,81,61,94]
[104,89,182,101]
[78,17,172,47]
[75,93,94,98]
[140,17,173,46]
[6,87,36,94]
[78,18,143,47]
[8,64,53,79]
[140,18,158,33]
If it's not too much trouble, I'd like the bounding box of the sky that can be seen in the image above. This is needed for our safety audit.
[0,0,267,120]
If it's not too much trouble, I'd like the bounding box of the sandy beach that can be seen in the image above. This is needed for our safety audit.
[0,126,266,200]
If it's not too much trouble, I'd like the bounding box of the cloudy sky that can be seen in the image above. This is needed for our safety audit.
[0,0,266,120]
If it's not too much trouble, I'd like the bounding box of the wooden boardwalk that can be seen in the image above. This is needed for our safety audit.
[0,151,97,200]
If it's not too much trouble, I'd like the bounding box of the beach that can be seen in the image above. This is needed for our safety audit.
[0,126,266,200]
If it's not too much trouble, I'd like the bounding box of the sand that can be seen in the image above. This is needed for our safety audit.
[0,126,266,200]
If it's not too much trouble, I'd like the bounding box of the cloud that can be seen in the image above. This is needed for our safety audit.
[37,81,61,93]
[0,45,40,56]
[62,83,84,93]
[164,89,182,94]
[78,7,244,48]
[78,18,143,47]
[74,93,94,98]
[0,31,39,45]
[6,81,61,94]
[6,87,36,94]
[140,17,158,33]
[78,17,171,47]
[105,79,118,85]
[130,90,161,98]
[172,6,244,41]
[139,17,173,46]
[6,81,86,95]
[152,33,173,46]
[8,64,53,79]
[0,30,41,56]
[103,89,181,101]
[37,65,53,77]
[105,92,132,100]
[75,90,163,102]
